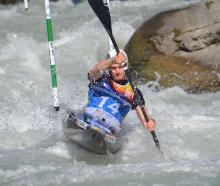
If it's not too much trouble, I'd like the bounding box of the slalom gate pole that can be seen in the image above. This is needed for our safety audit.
[24,0,28,11]
[44,0,59,111]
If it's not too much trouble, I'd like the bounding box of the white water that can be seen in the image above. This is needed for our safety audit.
[0,0,220,185]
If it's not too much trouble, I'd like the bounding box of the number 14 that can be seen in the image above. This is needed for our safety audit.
[98,97,120,114]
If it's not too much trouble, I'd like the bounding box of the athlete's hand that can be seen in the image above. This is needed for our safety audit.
[112,51,127,64]
[144,119,156,131]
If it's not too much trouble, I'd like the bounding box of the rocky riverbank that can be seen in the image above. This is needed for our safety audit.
[125,0,220,93]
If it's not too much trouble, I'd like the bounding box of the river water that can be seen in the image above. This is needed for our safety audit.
[0,0,220,185]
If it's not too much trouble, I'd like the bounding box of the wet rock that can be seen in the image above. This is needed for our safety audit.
[125,0,220,93]
[175,23,220,52]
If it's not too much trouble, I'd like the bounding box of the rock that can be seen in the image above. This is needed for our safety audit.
[125,0,220,93]
[175,23,220,52]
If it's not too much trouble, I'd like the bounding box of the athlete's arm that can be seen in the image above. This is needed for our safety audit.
[88,52,127,81]
[132,88,156,131]
[89,58,112,81]
[135,106,156,131]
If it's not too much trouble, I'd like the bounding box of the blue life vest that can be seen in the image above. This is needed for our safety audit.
[84,76,134,134]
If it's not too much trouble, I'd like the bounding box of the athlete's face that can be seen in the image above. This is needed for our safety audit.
[110,63,125,81]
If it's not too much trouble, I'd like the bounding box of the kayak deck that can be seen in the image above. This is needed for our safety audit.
[62,111,123,154]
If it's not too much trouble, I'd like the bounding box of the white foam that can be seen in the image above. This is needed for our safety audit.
[0,165,56,181]
[0,6,20,19]
[51,0,74,9]
[46,141,71,159]
[0,0,219,185]
[0,67,5,75]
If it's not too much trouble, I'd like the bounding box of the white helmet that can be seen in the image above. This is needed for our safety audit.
[107,49,128,70]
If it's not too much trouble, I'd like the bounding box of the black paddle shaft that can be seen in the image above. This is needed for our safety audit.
[88,0,160,149]
[126,72,160,149]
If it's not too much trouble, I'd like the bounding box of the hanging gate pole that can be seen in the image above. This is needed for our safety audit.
[24,0,29,11]
[44,0,59,111]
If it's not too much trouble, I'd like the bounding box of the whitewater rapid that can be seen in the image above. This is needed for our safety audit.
[0,0,220,185]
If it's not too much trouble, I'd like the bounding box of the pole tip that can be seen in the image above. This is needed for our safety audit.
[55,106,59,111]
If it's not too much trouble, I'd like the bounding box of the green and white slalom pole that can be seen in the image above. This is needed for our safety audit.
[24,0,28,11]
[44,0,59,111]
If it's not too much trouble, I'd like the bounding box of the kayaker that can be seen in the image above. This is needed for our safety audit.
[83,49,156,135]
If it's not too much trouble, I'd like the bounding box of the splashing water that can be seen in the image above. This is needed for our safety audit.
[0,0,219,185]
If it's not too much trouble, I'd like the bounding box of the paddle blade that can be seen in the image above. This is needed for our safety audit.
[88,0,112,33]
[88,0,119,53]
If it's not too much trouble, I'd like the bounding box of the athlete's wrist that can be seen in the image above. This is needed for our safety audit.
[144,119,156,131]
